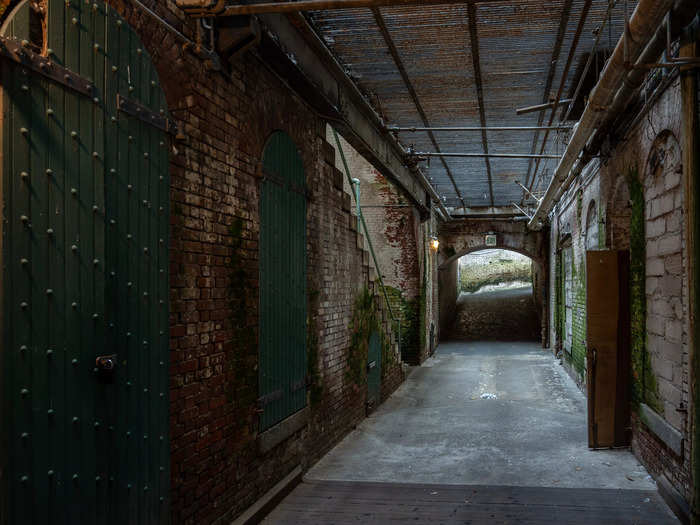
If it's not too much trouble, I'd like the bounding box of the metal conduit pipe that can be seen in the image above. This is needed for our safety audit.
[527,0,678,230]
[541,0,698,216]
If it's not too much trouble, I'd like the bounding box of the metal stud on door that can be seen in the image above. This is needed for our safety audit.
[1,1,170,523]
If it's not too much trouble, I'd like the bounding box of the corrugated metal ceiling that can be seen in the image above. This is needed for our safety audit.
[308,1,632,211]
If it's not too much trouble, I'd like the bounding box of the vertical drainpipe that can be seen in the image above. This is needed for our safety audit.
[682,25,700,524]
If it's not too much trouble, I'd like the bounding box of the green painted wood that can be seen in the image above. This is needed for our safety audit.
[259,131,307,431]
[367,331,381,406]
[1,1,170,522]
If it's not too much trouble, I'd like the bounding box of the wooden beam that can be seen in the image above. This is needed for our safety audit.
[467,2,494,208]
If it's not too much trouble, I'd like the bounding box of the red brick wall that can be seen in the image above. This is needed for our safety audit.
[105,2,404,522]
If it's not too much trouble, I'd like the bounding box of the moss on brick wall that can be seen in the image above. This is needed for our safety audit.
[347,287,389,387]
[627,167,660,410]
[385,286,419,363]
[570,259,587,378]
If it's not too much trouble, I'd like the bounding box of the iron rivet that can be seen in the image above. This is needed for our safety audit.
[20,302,28,310]
[111,116,117,122]
[143,247,149,253]
[159,238,164,244]
[47,228,54,235]
[20,215,29,223]
[144,485,149,491]
[47,48,54,55]
[65,74,71,82]
[20,476,29,483]
[110,271,116,277]
[93,43,99,51]
[48,470,54,477]
[94,421,100,428]
[47,108,54,116]
[160,497,164,503]
[144,152,149,159]
[110,219,116,225]
[128,135,133,141]
[137,48,142,54]
[71,358,78,365]
[126,233,132,240]
[21,84,29,92]
[159,175,163,181]
[72,474,78,482]
[126,430,131,436]
[47,409,54,416]
[92,205,99,212]
[20,171,29,179]
[72,417,78,424]
[20,127,28,135]
[46,168,53,175]
[71,188,77,195]
[159,361,164,366]
[71,244,77,251]
[127,483,132,489]
[128,86,134,92]
[93,259,99,265]
[71,302,78,309]
[151,80,156,87]
[92,313,99,319]
[143,435,148,440]
[110,168,116,174]
[46,349,53,356]
[144,388,148,393]
[71,131,78,138]
[159,300,164,305]
[159,109,164,115]
[111,65,118,72]
[21,432,28,439]
[92,151,98,158]
[46,289,53,295]
[160,141,164,147]
[127,281,132,287]
[93,97,99,104]
[126,331,131,337]
[71,17,78,24]
[20,345,28,352]
[127,185,133,192]
[20,388,29,397]
[159,207,164,212]
[20,258,28,266]
[95,476,101,482]
[116,20,122,26]
[143,292,148,297]
[159,465,164,471]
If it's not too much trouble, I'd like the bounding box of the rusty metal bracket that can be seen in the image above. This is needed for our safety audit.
[116,93,177,135]
[0,36,94,97]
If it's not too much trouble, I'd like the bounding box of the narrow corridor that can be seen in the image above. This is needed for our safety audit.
[265,342,677,523]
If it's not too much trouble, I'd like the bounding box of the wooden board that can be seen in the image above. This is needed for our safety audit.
[264,480,676,524]
[586,250,631,448]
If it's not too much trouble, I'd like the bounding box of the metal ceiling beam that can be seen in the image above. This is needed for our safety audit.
[388,125,574,132]
[467,2,495,208]
[177,0,500,16]
[527,0,593,195]
[371,7,467,209]
[520,0,573,204]
[515,99,573,116]
[254,12,449,217]
[412,152,563,159]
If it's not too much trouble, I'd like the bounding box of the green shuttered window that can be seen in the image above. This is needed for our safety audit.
[259,131,307,431]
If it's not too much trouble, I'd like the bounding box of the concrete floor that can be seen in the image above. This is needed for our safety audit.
[307,341,656,490]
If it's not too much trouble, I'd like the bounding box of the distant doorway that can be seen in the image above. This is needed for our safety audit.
[449,249,540,341]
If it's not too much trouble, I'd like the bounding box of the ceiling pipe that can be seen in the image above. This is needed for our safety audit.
[412,152,562,159]
[388,125,573,132]
[515,99,572,116]
[527,0,680,230]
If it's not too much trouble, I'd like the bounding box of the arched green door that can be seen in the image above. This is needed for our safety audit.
[259,131,307,431]
[1,1,170,522]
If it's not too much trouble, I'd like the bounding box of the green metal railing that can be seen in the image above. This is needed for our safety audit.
[332,129,401,358]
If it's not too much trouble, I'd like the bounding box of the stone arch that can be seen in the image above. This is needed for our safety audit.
[440,244,540,271]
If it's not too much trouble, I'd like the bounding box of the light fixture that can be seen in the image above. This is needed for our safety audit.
[430,235,440,252]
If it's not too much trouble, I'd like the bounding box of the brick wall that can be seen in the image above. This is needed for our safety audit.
[549,78,690,502]
[328,130,435,365]
[100,2,407,522]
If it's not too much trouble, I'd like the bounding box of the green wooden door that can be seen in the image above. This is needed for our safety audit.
[259,131,307,431]
[367,331,381,407]
[1,1,170,523]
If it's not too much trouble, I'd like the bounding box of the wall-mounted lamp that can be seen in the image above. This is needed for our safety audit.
[430,235,440,252]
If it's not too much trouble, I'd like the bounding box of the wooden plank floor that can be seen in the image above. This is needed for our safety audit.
[263,480,678,524]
